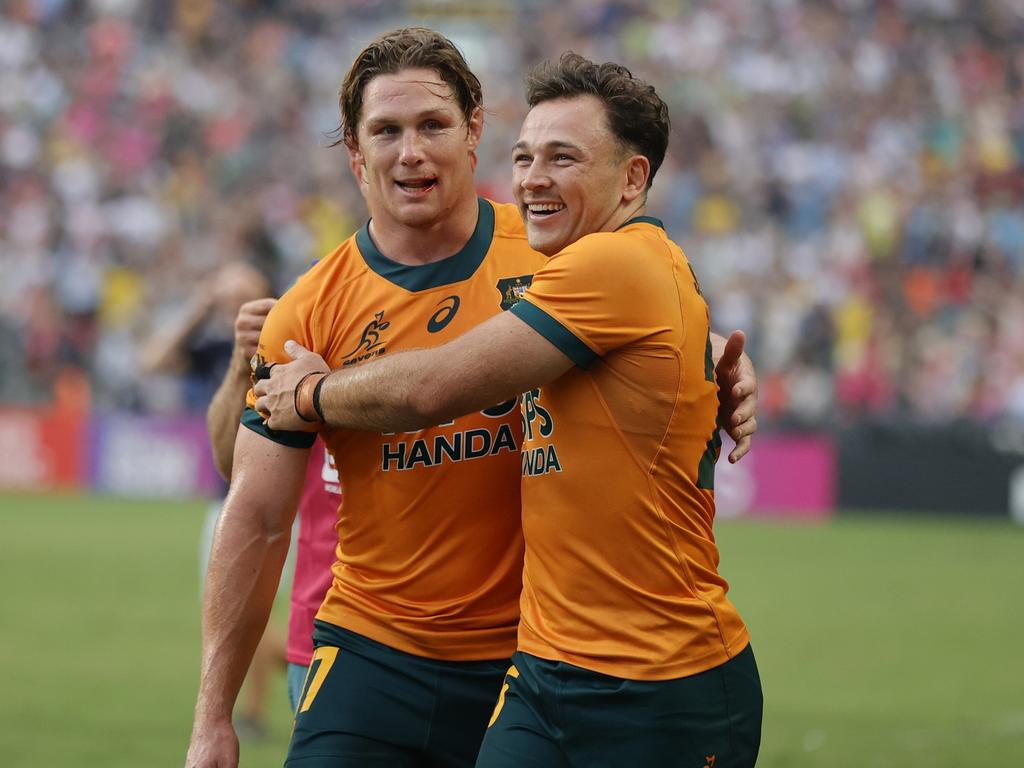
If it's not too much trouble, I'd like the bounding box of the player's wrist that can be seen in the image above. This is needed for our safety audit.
[192,694,236,725]
[230,348,252,376]
[295,372,328,423]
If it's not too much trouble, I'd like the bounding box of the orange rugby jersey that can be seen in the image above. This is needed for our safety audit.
[508,216,749,680]
[245,198,544,660]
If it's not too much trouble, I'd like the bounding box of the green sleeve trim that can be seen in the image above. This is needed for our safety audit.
[510,300,597,368]
[240,407,317,449]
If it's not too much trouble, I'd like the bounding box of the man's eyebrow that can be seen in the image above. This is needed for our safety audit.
[365,108,454,126]
[512,140,583,152]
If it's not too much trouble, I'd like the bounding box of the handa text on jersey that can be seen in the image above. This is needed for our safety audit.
[520,388,562,476]
[380,398,520,471]
[521,445,562,476]
[382,424,518,471]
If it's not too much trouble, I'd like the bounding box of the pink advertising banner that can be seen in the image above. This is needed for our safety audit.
[715,433,836,520]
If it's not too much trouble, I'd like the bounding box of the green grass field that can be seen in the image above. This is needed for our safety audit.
[2,493,1022,767]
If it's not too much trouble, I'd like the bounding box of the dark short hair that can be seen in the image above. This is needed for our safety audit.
[339,27,483,145]
[525,52,670,189]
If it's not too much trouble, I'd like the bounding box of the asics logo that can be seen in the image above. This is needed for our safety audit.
[427,295,460,333]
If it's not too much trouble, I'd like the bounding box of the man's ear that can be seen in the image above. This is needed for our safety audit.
[346,135,368,185]
[622,154,651,203]
[466,107,484,153]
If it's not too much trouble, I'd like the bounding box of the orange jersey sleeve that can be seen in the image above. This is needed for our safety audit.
[511,216,682,360]
[242,261,329,448]
[509,217,749,680]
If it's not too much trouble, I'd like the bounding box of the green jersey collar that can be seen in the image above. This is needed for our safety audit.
[356,197,495,291]
[616,215,665,231]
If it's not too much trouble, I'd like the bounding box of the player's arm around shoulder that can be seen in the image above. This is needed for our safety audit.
[264,236,653,433]
[260,309,576,434]
[185,427,309,768]
[402,309,576,425]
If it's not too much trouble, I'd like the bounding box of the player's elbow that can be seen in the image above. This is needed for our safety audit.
[223,484,295,543]
[403,385,448,429]
[211,451,232,483]
[403,367,464,429]
[205,412,235,482]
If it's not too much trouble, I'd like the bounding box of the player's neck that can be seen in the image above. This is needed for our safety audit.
[609,199,647,230]
[368,194,480,266]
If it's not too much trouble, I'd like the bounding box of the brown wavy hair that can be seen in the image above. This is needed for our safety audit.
[338,27,483,147]
[526,52,670,189]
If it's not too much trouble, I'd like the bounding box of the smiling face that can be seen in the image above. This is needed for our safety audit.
[348,67,482,233]
[512,94,649,256]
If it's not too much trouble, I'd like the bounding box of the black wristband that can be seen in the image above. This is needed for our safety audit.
[312,374,328,423]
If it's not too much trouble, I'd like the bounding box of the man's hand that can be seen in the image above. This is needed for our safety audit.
[184,716,238,768]
[234,298,277,363]
[253,340,330,431]
[715,330,758,464]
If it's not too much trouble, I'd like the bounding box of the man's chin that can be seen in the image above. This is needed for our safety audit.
[391,201,444,229]
[526,229,567,257]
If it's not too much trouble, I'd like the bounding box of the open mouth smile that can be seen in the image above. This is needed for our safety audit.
[525,202,566,219]
[396,177,438,196]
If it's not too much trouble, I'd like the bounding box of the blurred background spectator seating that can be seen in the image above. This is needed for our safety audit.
[2,0,1023,514]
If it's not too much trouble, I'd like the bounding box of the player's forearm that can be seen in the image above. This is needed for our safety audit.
[194,493,293,721]
[313,347,464,433]
[192,429,307,724]
[206,354,252,481]
[302,314,571,433]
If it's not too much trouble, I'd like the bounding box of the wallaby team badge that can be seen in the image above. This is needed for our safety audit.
[342,311,391,366]
[496,275,534,310]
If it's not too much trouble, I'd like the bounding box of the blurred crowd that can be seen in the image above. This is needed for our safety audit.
[2,0,1023,426]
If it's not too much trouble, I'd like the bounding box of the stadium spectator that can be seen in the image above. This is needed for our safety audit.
[4,2,1022,425]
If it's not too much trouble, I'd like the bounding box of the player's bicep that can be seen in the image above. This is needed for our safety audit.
[225,425,311,534]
